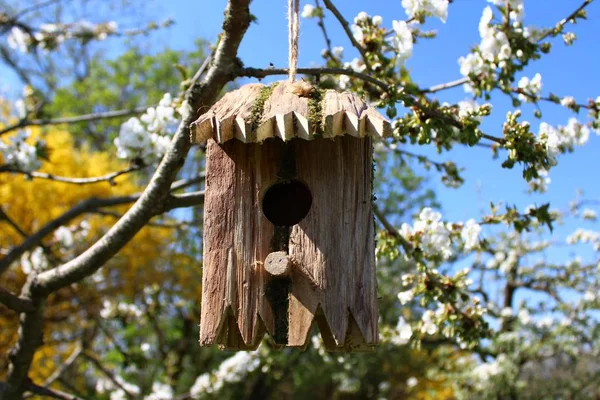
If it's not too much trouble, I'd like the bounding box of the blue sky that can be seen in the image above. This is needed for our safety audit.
[147,0,600,254]
[149,0,600,216]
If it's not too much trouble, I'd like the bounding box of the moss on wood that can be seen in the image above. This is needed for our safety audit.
[307,88,327,136]
[249,82,279,131]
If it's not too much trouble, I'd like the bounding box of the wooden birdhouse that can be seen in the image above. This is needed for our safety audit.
[190,80,391,352]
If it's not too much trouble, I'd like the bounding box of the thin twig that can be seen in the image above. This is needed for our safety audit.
[241,66,388,91]
[40,343,82,388]
[372,203,414,252]
[83,352,134,399]
[0,106,147,137]
[321,0,372,71]
[314,0,332,55]
[423,77,469,94]
[538,0,594,41]
[0,165,144,185]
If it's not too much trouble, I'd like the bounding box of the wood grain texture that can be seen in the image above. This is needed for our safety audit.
[200,135,378,351]
[190,81,390,144]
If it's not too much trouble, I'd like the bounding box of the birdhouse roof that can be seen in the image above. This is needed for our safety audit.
[190,80,391,144]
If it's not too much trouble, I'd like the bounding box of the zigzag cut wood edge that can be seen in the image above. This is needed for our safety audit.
[190,80,391,144]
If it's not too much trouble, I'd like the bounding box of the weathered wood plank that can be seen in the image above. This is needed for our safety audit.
[200,135,378,351]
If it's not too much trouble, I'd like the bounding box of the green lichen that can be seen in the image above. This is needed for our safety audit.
[250,82,278,131]
[307,88,327,136]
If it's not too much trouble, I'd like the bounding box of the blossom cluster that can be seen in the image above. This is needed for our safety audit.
[96,375,140,400]
[99,300,144,319]
[516,73,542,102]
[0,129,42,172]
[401,0,449,23]
[566,228,600,251]
[190,351,261,398]
[399,208,482,261]
[7,21,118,53]
[114,93,181,164]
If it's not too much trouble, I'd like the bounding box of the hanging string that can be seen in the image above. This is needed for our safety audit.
[288,0,300,82]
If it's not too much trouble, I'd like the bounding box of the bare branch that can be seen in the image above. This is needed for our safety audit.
[372,203,414,253]
[0,165,144,185]
[0,106,147,137]
[240,66,388,91]
[40,343,82,388]
[25,381,83,400]
[1,379,83,400]
[0,286,35,313]
[423,77,469,94]
[0,195,139,276]
[314,0,332,55]
[165,190,205,212]
[321,0,372,71]
[0,293,45,399]
[82,352,134,399]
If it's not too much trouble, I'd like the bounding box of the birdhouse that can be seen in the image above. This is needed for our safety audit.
[190,80,391,352]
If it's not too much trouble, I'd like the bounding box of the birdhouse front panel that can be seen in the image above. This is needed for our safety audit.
[200,135,377,351]
[191,81,390,352]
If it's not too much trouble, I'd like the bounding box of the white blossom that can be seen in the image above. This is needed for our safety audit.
[354,12,369,24]
[458,52,486,77]
[583,291,596,302]
[7,27,31,53]
[402,0,449,23]
[461,219,482,250]
[401,208,453,259]
[190,351,260,398]
[177,100,192,120]
[20,247,48,274]
[561,96,576,108]
[338,75,351,90]
[477,7,511,62]
[343,57,366,73]
[301,4,316,18]
[391,20,413,66]
[500,307,514,318]
[145,382,173,400]
[421,310,438,335]
[0,130,41,172]
[372,15,383,26]
[115,93,177,164]
[398,289,414,305]
[517,73,542,102]
[517,309,531,325]
[406,377,419,388]
[332,46,344,58]
[391,317,413,345]
[54,226,74,248]
[566,229,600,251]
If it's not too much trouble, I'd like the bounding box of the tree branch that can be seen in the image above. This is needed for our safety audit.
[0,106,147,137]
[240,66,388,91]
[82,352,134,399]
[423,77,469,94]
[0,195,138,276]
[321,0,372,71]
[0,165,144,185]
[372,203,414,253]
[0,286,35,313]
